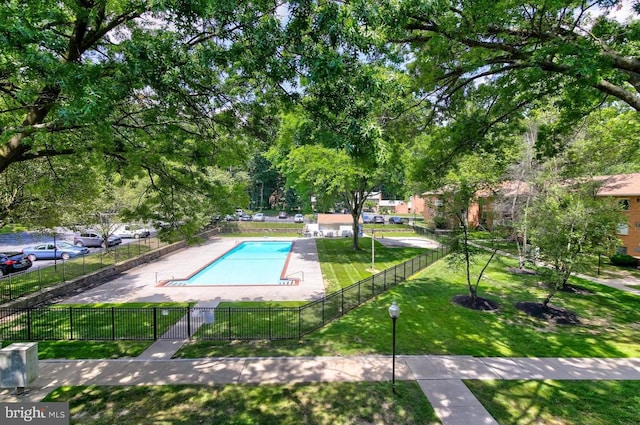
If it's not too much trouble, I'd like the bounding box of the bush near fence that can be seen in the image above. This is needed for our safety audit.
[0,245,447,342]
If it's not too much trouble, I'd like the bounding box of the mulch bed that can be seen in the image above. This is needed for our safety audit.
[452,294,500,312]
[515,301,580,324]
[507,267,538,275]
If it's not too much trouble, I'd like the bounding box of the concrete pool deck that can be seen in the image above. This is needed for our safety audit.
[59,237,326,305]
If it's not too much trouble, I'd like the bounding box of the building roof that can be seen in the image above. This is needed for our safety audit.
[317,214,362,225]
[595,173,640,197]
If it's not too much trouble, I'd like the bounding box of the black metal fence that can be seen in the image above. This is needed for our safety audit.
[0,245,448,341]
[0,238,169,303]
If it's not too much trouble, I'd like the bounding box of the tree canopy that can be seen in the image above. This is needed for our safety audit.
[0,0,294,230]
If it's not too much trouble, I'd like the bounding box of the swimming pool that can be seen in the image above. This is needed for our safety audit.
[162,241,296,286]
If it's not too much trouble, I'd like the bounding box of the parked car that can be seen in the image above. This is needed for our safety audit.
[362,214,373,224]
[240,214,252,221]
[388,216,404,224]
[107,235,122,246]
[253,213,265,222]
[294,214,304,223]
[0,252,32,276]
[224,214,237,221]
[115,224,150,239]
[373,215,385,224]
[22,242,89,261]
[73,231,104,248]
[278,211,288,219]
[57,241,90,255]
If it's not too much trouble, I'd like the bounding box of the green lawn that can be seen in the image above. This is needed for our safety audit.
[317,237,427,293]
[43,381,440,425]
[466,380,640,425]
[1,302,191,358]
[472,238,640,280]
[176,253,640,358]
[20,236,640,425]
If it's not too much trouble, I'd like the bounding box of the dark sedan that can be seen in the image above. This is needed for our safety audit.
[388,216,404,224]
[0,252,32,276]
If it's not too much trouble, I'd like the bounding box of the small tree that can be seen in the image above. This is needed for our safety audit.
[437,154,505,308]
[441,182,499,306]
[528,181,623,307]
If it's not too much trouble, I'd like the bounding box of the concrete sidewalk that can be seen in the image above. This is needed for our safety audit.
[3,355,640,425]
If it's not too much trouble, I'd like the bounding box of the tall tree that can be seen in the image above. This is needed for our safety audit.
[0,0,291,230]
[379,1,640,115]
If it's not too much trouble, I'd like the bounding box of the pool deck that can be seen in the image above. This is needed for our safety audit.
[59,237,326,305]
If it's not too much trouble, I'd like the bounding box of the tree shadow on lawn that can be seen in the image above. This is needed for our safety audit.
[515,301,580,325]
[452,294,500,312]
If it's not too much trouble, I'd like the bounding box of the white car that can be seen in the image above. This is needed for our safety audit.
[253,213,265,222]
[115,224,151,239]
[294,214,304,223]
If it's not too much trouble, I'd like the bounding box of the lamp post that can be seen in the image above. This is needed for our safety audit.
[371,228,375,273]
[388,301,400,393]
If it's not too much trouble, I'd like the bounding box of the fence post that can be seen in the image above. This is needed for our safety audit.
[27,308,32,340]
[187,305,191,338]
[62,260,66,282]
[69,307,73,340]
[111,307,115,340]
[298,307,302,339]
[268,307,272,340]
[153,307,157,340]
[8,274,11,301]
[228,307,232,340]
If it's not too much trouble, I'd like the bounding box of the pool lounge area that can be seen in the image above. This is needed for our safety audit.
[58,237,325,304]
[161,241,299,287]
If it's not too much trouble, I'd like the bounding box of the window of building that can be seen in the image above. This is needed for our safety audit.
[617,223,629,235]
[620,199,630,210]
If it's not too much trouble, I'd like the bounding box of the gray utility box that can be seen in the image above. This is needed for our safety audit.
[0,342,39,388]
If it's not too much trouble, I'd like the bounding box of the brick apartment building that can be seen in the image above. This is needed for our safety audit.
[422,173,640,258]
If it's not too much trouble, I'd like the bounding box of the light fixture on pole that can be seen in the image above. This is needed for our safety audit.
[371,228,375,273]
[388,301,400,393]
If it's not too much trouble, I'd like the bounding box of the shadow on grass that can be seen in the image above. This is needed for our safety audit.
[176,253,640,359]
[44,381,440,425]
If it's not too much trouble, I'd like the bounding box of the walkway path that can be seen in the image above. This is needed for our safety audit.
[2,355,640,424]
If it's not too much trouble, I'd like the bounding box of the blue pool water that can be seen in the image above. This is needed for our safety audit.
[164,241,294,286]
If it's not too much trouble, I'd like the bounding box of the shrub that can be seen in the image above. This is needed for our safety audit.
[610,253,639,268]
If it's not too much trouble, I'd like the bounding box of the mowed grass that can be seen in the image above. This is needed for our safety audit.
[1,302,191,359]
[177,252,640,358]
[465,380,640,425]
[316,237,427,293]
[43,381,440,425]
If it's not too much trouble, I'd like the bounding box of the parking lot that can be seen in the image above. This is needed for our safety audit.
[0,229,157,269]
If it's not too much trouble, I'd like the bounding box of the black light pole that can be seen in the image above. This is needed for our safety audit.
[388,301,400,393]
